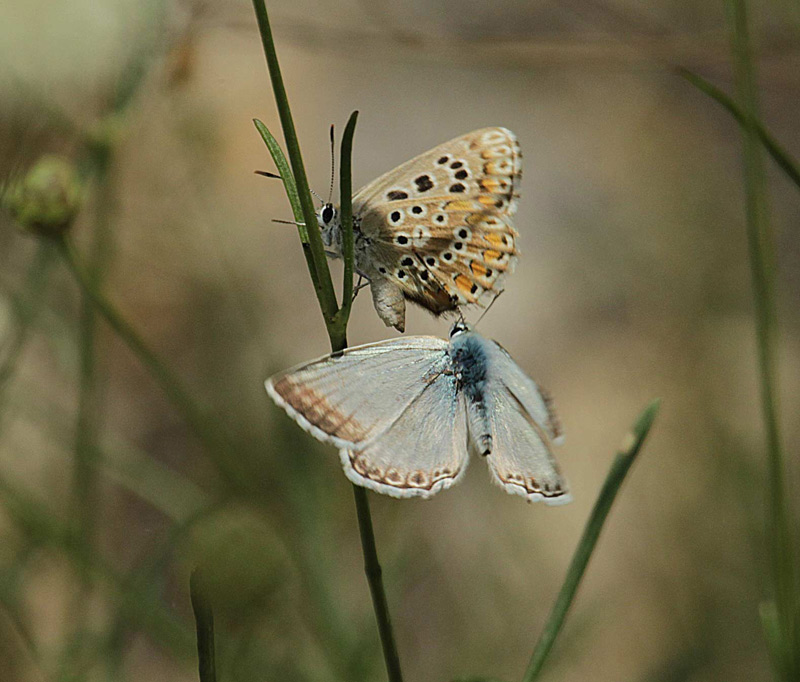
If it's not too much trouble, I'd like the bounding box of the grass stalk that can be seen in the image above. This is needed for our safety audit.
[250,0,338,329]
[352,485,403,682]
[250,2,402,679]
[254,119,325,305]
[724,0,798,677]
[67,145,115,672]
[677,68,800,191]
[522,400,661,682]
[332,110,359,341]
[55,236,242,487]
[0,242,57,425]
[190,569,217,682]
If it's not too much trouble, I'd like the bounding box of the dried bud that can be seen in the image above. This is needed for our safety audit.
[3,156,83,237]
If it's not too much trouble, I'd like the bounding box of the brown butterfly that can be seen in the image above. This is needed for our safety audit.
[317,127,521,332]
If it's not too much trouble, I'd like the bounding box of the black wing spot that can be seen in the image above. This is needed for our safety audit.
[450,183,466,193]
[415,175,434,192]
[387,190,408,201]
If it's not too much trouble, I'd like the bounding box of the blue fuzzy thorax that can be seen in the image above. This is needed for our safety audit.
[450,332,488,402]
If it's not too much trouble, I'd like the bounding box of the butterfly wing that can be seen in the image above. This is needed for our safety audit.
[266,336,450,450]
[267,335,469,499]
[353,128,521,326]
[482,343,569,504]
[342,370,469,499]
[486,341,563,444]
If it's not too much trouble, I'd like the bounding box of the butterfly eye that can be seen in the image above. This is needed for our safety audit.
[449,322,469,338]
[321,204,335,225]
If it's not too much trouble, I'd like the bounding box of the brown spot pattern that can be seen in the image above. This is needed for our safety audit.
[274,378,369,442]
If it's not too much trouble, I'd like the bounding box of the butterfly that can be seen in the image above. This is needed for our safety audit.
[317,128,521,332]
[266,321,569,504]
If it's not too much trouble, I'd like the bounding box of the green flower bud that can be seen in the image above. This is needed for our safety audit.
[3,156,83,237]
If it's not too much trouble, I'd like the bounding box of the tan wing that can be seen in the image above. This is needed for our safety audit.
[266,337,449,450]
[353,127,521,314]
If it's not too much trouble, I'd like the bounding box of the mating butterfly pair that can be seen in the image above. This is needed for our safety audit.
[266,128,569,504]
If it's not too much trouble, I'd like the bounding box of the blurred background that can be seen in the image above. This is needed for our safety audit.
[1,0,799,680]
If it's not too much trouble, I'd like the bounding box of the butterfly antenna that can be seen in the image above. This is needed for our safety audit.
[474,291,504,329]
[272,218,306,226]
[327,123,336,204]
[258,169,326,207]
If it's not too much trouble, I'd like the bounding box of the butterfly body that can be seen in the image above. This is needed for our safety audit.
[317,128,521,332]
[266,322,568,504]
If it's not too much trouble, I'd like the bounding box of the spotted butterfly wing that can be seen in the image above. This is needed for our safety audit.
[351,127,521,331]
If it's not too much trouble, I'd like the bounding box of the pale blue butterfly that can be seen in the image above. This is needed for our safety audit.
[266,322,569,504]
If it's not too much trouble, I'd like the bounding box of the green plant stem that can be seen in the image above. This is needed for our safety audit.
[352,485,403,682]
[250,0,338,329]
[523,400,661,682]
[725,0,797,677]
[677,68,800,190]
[250,2,403,680]
[0,242,57,425]
[332,111,359,344]
[0,472,194,658]
[254,119,325,304]
[190,569,217,682]
[55,236,240,486]
[68,146,115,665]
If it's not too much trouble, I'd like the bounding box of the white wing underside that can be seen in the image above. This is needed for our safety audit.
[266,336,469,498]
[342,372,469,498]
[486,341,564,444]
[486,385,570,505]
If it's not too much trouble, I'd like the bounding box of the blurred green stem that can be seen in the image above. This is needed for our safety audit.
[677,68,800,190]
[55,236,240,486]
[0,472,194,658]
[0,242,57,425]
[725,0,798,678]
[190,569,217,682]
[523,400,660,682]
[68,143,115,672]
[250,2,402,680]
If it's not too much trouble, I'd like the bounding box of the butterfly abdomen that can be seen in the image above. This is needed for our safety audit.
[451,333,493,454]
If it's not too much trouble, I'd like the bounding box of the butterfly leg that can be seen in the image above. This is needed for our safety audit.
[351,274,369,302]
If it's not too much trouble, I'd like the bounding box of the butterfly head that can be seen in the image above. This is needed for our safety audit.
[449,320,472,338]
[316,202,342,255]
